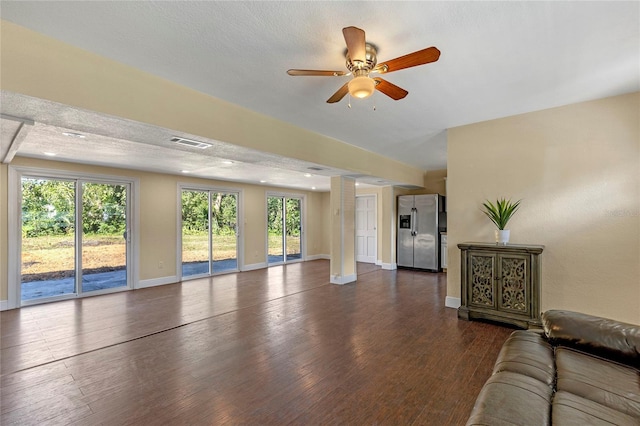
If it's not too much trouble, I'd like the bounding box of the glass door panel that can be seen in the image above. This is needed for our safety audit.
[212,192,238,273]
[81,182,128,293]
[267,196,284,264]
[182,190,211,277]
[20,178,76,301]
[267,195,303,265]
[286,198,302,261]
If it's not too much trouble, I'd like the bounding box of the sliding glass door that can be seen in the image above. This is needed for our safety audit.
[181,188,239,278]
[267,195,303,265]
[21,178,76,300]
[81,182,128,293]
[20,176,131,304]
[181,189,210,277]
[285,198,302,261]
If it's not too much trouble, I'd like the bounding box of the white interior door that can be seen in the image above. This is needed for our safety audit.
[356,195,377,263]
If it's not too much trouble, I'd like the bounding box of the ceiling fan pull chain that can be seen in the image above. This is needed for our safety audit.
[348,94,352,109]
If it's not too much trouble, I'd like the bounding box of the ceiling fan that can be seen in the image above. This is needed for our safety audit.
[287,26,440,104]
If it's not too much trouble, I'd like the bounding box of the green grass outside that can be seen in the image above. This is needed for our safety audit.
[182,233,301,260]
[22,233,303,277]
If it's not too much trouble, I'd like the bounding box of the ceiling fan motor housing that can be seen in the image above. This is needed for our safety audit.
[346,43,378,73]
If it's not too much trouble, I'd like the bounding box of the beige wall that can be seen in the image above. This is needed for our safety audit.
[320,192,331,256]
[138,172,179,278]
[380,186,395,266]
[305,191,327,257]
[1,157,328,302]
[243,185,267,264]
[447,92,640,324]
[423,169,447,195]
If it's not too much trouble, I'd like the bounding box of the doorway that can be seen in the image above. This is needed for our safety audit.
[356,195,377,263]
[181,188,239,278]
[267,195,303,265]
[18,175,132,305]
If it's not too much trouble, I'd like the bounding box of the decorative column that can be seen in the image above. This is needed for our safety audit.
[380,186,397,270]
[330,176,356,284]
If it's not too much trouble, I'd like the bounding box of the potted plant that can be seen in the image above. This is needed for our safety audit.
[482,198,521,245]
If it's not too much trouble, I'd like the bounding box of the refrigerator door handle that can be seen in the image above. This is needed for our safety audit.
[413,207,418,236]
[411,208,417,236]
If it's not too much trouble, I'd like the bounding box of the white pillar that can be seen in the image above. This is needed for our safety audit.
[329,176,356,284]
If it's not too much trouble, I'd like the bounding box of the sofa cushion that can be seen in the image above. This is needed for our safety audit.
[492,330,555,386]
[552,391,640,426]
[466,371,552,426]
[542,310,640,368]
[555,347,640,419]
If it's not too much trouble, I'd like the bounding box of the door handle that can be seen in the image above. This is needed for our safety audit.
[411,208,417,236]
[413,208,418,236]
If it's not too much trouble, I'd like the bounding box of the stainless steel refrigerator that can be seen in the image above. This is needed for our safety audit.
[397,194,446,271]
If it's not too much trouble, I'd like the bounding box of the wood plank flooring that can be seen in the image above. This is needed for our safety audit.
[1,260,513,425]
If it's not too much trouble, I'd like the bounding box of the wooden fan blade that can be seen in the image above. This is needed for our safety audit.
[375,47,440,73]
[342,26,366,64]
[327,82,349,103]
[373,78,408,100]
[287,69,346,76]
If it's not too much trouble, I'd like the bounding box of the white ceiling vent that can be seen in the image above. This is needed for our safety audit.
[171,137,211,149]
[307,166,325,171]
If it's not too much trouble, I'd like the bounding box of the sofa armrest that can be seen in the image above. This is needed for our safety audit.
[542,310,640,368]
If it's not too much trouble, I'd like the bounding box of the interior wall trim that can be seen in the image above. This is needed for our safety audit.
[241,262,268,272]
[445,296,461,309]
[307,254,330,261]
[138,276,178,289]
[330,273,357,285]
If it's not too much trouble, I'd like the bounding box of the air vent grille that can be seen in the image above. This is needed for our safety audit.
[171,137,211,149]
[307,166,325,171]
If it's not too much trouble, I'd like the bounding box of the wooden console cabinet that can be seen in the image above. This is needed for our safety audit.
[458,242,544,329]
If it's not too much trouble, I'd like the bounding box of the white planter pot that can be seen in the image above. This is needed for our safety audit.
[495,229,510,245]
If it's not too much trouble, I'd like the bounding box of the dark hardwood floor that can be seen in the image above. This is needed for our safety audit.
[1,260,513,425]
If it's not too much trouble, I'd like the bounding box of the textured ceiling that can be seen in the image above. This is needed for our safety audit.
[1,1,638,189]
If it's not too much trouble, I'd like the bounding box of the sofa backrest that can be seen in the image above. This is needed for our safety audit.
[542,310,640,369]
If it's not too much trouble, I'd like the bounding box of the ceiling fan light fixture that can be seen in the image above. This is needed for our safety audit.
[348,75,375,99]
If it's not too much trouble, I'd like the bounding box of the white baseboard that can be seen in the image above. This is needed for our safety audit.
[375,260,382,266]
[330,273,357,285]
[445,296,461,309]
[137,275,178,289]
[307,254,330,261]
[241,262,268,272]
[0,300,9,311]
[381,263,397,270]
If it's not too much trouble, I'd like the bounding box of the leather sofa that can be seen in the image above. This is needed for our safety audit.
[466,310,640,425]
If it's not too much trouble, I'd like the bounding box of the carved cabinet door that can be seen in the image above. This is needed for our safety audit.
[467,252,530,316]
[467,252,497,310]
[496,253,530,316]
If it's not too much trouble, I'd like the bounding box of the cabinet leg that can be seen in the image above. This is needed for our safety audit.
[458,307,470,321]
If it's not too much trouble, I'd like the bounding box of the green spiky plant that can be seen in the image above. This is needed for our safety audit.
[482,198,522,230]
